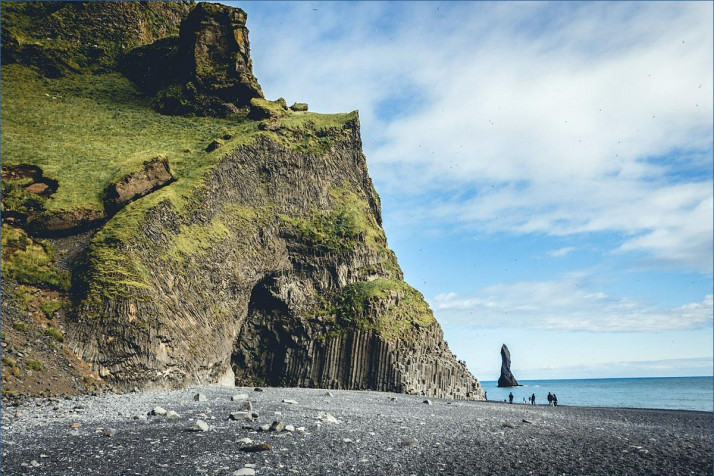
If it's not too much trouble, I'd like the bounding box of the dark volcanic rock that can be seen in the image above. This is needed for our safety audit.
[103,156,174,215]
[122,2,264,117]
[497,344,520,387]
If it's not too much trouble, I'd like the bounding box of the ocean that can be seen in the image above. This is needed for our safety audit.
[479,376,713,412]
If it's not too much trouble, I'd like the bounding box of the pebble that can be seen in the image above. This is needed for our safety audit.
[151,406,167,416]
[285,424,295,432]
[253,388,263,392]
[234,469,255,476]
[343,438,354,443]
[229,412,252,421]
[239,401,252,411]
[401,438,419,447]
[325,391,334,397]
[270,421,286,432]
[423,400,432,405]
[167,411,180,419]
[317,412,339,424]
[240,443,271,453]
[258,424,271,432]
[296,427,306,434]
[231,394,249,402]
[237,438,253,444]
[70,423,82,428]
[244,464,256,469]
[194,393,207,402]
[282,399,298,405]
[193,420,209,432]
[502,422,516,429]
[31,460,40,467]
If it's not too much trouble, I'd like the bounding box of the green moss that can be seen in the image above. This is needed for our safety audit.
[1,225,70,291]
[163,217,232,265]
[44,327,64,342]
[26,360,44,371]
[2,356,21,377]
[39,299,63,318]
[249,97,288,120]
[334,278,435,340]
[12,321,27,331]
[282,186,386,254]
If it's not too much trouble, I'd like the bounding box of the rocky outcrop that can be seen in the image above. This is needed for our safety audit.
[121,2,263,117]
[68,118,482,399]
[497,344,520,387]
[103,157,174,215]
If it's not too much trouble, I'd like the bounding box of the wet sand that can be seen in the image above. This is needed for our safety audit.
[2,386,711,475]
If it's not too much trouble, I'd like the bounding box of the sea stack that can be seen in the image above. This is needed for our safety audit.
[497,344,520,387]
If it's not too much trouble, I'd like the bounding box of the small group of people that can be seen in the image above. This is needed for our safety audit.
[505,391,558,406]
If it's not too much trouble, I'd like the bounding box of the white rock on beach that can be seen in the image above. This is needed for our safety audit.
[285,424,295,432]
[193,420,209,432]
[317,412,339,424]
[151,407,167,416]
[237,438,253,444]
[194,393,207,402]
[231,394,249,402]
[239,401,252,411]
[167,411,180,419]
[229,412,252,421]
[233,468,255,476]
[282,399,298,405]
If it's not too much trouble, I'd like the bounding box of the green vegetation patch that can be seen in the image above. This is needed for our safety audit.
[44,327,64,342]
[26,360,44,371]
[334,278,435,341]
[1,225,70,291]
[39,299,63,318]
[282,186,386,254]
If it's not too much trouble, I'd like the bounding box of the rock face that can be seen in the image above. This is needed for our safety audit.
[497,344,520,387]
[2,2,483,401]
[121,2,264,116]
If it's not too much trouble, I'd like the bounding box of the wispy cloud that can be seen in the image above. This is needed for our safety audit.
[547,247,575,258]
[243,1,713,274]
[431,278,713,332]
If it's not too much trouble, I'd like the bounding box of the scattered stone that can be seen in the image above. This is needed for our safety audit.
[423,400,432,405]
[229,412,252,421]
[400,438,419,447]
[244,464,256,469]
[258,424,271,432]
[167,411,180,419]
[285,424,295,432]
[194,393,207,402]
[522,419,533,424]
[251,412,260,419]
[389,397,397,401]
[231,394,249,402]
[237,438,253,445]
[151,406,167,416]
[317,412,339,424]
[70,423,82,428]
[193,420,209,432]
[240,443,272,453]
[205,140,223,152]
[239,401,252,411]
[343,438,354,443]
[254,388,263,392]
[31,460,40,467]
[296,427,306,434]
[234,469,255,476]
[270,420,286,432]
[325,391,334,397]
[282,399,298,405]
[502,422,516,429]
[102,429,115,437]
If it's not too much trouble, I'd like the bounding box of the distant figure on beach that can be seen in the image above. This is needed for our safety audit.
[523,397,527,404]
[530,393,536,405]
[485,391,488,402]
[553,394,558,406]
[547,392,553,406]
[509,392,514,404]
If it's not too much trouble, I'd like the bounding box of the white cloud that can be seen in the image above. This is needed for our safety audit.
[243,1,713,274]
[431,279,713,332]
[547,247,575,257]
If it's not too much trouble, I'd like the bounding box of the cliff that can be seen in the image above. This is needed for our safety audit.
[1,2,483,400]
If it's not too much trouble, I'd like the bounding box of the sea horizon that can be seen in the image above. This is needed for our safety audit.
[479,375,713,412]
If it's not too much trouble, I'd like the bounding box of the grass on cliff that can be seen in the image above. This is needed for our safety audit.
[1,224,70,291]
[333,278,435,340]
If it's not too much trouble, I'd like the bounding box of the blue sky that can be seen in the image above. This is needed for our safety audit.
[228,1,713,380]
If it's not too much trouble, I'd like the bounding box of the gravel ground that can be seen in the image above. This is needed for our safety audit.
[2,386,711,476]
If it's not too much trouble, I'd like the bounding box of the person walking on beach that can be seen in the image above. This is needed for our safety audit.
[553,394,558,406]
[547,392,553,406]
[530,393,536,405]
[508,392,514,404]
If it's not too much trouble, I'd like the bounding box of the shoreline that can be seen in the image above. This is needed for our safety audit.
[480,399,714,414]
[2,386,712,475]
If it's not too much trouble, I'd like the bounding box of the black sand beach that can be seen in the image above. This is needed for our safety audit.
[2,386,711,476]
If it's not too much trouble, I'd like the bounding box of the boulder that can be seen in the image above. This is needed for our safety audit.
[103,156,174,215]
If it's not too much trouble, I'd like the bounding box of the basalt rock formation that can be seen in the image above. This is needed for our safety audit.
[497,344,520,387]
[1,1,483,400]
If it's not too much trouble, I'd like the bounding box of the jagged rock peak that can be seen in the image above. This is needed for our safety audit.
[497,344,520,387]
[122,1,264,117]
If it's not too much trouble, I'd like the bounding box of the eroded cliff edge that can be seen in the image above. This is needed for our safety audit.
[1,1,483,400]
